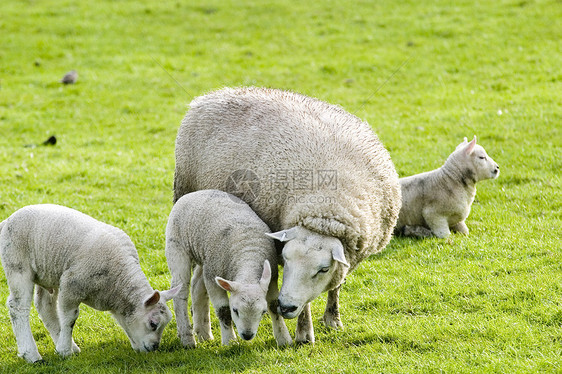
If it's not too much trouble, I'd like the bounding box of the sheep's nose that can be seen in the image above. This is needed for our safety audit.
[150,342,160,351]
[279,303,298,315]
[241,331,255,341]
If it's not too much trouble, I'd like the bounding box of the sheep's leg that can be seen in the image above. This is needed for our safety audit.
[5,269,42,363]
[206,280,236,345]
[323,286,343,330]
[56,290,80,357]
[166,239,196,348]
[266,280,292,346]
[295,303,315,344]
[191,265,213,342]
[172,282,196,347]
[451,221,469,235]
[35,287,61,346]
[423,211,451,238]
[403,225,434,238]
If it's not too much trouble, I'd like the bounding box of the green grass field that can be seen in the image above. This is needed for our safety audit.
[1,0,560,372]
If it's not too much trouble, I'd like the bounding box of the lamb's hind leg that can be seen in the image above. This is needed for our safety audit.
[323,286,343,330]
[191,265,213,342]
[35,287,79,354]
[6,270,42,363]
[403,225,434,238]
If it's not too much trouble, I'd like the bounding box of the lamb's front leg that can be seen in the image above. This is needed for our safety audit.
[55,294,80,358]
[206,282,236,345]
[451,221,469,235]
[323,286,343,330]
[423,210,451,238]
[266,283,292,346]
[295,303,314,344]
[6,271,42,363]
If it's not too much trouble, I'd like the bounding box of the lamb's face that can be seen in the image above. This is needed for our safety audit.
[270,227,349,319]
[122,300,173,352]
[113,287,179,352]
[228,284,268,341]
[215,260,271,341]
[469,144,500,181]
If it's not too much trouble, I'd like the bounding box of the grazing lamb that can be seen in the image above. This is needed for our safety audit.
[173,87,401,343]
[165,189,292,347]
[0,204,179,363]
[395,136,500,238]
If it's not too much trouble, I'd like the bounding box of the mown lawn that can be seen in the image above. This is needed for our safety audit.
[0,0,560,372]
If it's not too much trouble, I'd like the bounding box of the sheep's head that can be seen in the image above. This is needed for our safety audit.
[267,226,349,319]
[456,136,500,182]
[215,260,271,341]
[114,286,180,352]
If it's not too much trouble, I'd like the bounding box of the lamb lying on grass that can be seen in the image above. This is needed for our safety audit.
[395,136,500,238]
[165,190,292,347]
[0,204,179,363]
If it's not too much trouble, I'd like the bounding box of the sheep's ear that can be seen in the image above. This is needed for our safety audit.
[266,227,298,242]
[259,260,272,292]
[160,284,182,302]
[215,277,238,292]
[144,291,160,308]
[464,135,477,155]
[332,240,350,267]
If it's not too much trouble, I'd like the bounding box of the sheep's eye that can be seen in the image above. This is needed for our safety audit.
[478,156,486,160]
[233,308,239,317]
[149,321,158,331]
[316,267,330,276]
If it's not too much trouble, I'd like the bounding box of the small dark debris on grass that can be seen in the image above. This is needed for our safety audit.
[60,70,78,84]
[24,135,57,148]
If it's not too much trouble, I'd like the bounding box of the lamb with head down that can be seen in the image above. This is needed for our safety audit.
[0,204,179,363]
[395,136,500,238]
[165,189,292,348]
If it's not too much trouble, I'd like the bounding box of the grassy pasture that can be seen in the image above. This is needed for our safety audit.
[0,0,560,372]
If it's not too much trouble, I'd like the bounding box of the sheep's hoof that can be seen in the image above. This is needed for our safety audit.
[180,335,197,349]
[195,331,214,342]
[275,335,293,347]
[71,342,81,354]
[20,351,43,364]
[295,337,315,345]
[323,313,344,330]
[55,348,74,358]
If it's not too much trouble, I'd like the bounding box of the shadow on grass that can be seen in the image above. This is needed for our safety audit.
[1,337,294,374]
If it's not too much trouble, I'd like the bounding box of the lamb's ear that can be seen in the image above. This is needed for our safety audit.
[144,291,161,308]
[266,227,298,242]
[464,135,477,155]
[160,284,182,302]
[332,240,350,267]
[259,260,272,292]
[215,277,238,292]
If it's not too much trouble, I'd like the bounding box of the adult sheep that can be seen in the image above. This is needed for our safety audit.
[174,87,401,343]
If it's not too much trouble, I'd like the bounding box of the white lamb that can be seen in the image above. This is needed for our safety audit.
[395,136,500,238]
[173,87,401,343]
[0,204,179,363]
[165,189,292,347]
